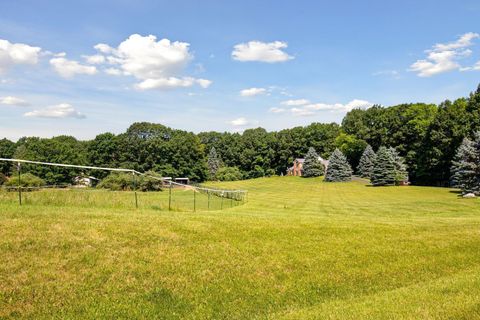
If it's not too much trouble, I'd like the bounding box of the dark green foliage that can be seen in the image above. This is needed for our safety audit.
[371,146,396,186]
[207,147,221,180]
[416,99,470,185]
[0,138,15,175]
[357,145,376,178]
[388,147,409,185]
[97,172,164,191]
[5,173,45,188]
[335,133,368,170]
[13,136,87,185]
[216,167,243,181]
[302,147,324,177]
[450,137,477,194]
[324,149,352,182]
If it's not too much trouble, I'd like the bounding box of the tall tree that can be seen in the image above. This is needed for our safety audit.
[357,145,376,178]
[207,146,221,180]
[388,147,408,185]
[324,149,352,182]
[371,146,396,186]
[0,138,16,175]
[450,137,477,194]
[302,147,324,177]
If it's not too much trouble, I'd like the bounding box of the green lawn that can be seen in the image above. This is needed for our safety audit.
[1,176,480,319]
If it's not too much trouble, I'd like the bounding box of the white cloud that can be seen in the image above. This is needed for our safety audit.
[0,39,41,73]
[0,96,29,106]
[83,54,105,64]
[232,41,293,63]
[93,43,115,54]
[104,67,122,76]
[409,32,479,77]
[50,56,97,78]
[240,87,267,97]
[288,99,373,117]
[135,77,211,90]
[281,99,310,106]
[228,117,249,126]
[92,34,210,90]
[24,103,85,119]
[269,107,286,113]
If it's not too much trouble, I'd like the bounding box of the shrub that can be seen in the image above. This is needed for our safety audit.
[0,173,7,185]
[4,173,46,188]
[216,167,243,181]
[97,172,164,191]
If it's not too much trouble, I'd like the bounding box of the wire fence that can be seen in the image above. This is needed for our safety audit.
[0,158,248,211]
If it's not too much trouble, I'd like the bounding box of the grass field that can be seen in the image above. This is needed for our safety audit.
[1,176,480,319]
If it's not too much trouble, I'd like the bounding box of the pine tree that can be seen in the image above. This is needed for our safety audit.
[357,144,376,178]
[207,147,221,180]
[324,148,352,182]
[302,147,325,177]
[371,146,396,186]
[451,137,478,194]
[388,147,408,185]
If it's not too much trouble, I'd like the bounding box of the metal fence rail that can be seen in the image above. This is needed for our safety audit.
[0,158,248,211]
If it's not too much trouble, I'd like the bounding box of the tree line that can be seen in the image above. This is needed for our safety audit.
[0,85,479,187]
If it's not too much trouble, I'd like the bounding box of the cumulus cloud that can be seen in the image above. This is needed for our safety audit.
[272,99,373,117]
[409,32,479,77]
[281,99,310,106]
[50,56,97,78]
[0,96,29,106]
[104,67,122,76]
[228,117,250,126]
[0,39,41,73]
[24,103,85,119]
[135,77,211,90]
[91,34,211,90]
[83,54,105,64]
[240,87,267,97]
[232,41,293,63]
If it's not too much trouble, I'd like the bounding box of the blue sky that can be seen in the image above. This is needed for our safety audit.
[1,0,480,140]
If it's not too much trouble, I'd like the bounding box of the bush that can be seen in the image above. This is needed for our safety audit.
[0,173,7,185]
[97,172,164,191]
[4,173,46,188]
[216,167,243,181]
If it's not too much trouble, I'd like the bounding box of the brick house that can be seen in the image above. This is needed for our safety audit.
[287,157,328,176]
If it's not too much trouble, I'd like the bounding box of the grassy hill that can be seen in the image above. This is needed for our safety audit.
[1,177,480,319]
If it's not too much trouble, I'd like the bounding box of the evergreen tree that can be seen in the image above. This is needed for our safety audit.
[451,137,478,194]
[371,146,396,186]
[357,144,376,178]
[324,148,352,182]
[302,147,325,177]
[207,147,221,180]
[388,147,409,185]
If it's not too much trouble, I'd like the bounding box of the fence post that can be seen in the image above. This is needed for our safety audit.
[17,162,22,206]
[133,171,138,209]
[193,189,196,212]
[169,181,172,211]
[207,190,210,210]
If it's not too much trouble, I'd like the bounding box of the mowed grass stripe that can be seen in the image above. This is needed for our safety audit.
[1,176,480,319]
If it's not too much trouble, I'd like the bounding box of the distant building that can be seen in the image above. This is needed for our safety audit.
[287,157,329,177]
[73,176,98,187]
